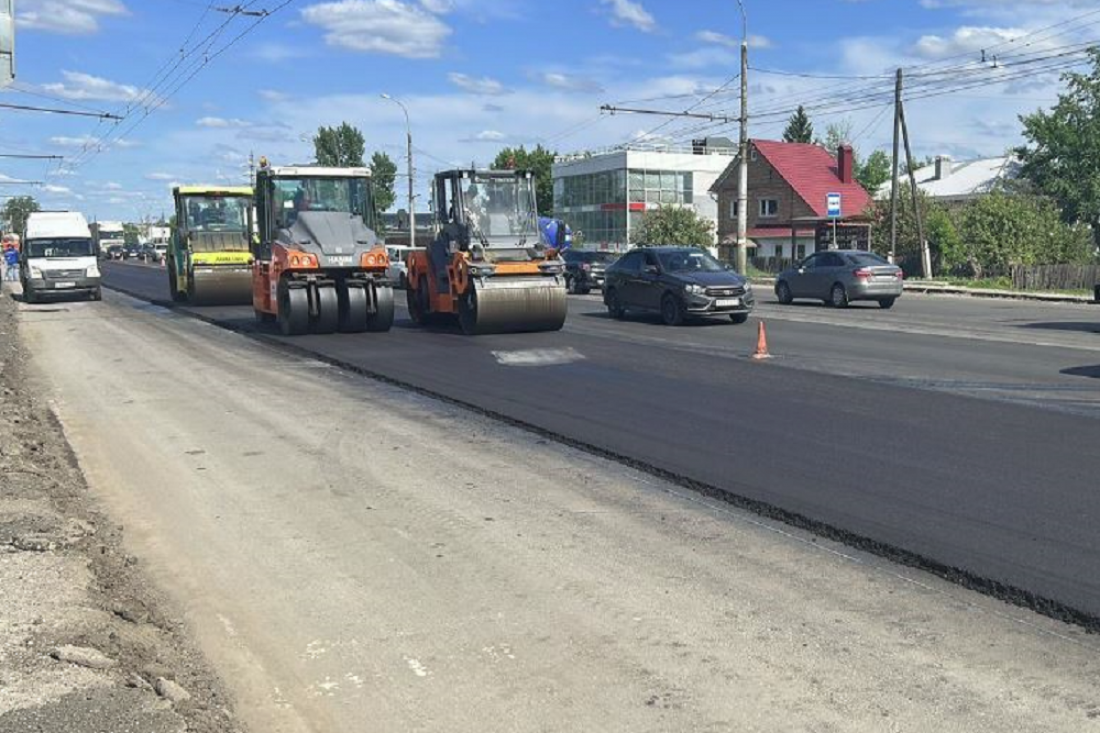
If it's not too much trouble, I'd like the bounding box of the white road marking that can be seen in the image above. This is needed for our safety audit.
[492,347,586,367]
[404,657,430,677]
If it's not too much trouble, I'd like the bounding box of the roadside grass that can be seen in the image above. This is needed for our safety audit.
[915,276,1093,297]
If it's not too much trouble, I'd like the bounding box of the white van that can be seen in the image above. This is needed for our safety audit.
[22,212,102,303]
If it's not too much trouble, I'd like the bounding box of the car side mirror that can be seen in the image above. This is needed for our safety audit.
[644,265,659,275]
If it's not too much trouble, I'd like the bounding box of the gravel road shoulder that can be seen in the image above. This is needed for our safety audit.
[0,286,242,733]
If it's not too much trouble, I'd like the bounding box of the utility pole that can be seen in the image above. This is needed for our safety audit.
[889,68,902,264]
[736,0,749,274]
[900,104,931,279]
[248,151,255,187]
[381,94,415,247]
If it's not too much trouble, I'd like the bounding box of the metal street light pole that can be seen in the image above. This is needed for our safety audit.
[381,93,415,246]
[736,0,749,274]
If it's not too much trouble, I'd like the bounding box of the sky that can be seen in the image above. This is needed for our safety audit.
[1,0,1098,222]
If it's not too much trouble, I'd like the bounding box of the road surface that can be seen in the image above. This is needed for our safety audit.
[101,261,1100,625]
[18,285,1100,733]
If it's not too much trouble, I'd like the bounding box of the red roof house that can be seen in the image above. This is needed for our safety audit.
[711,140,874,262]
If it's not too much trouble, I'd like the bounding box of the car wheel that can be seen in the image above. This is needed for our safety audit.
[776,280,793,305]
[830,283,849,308]
[566,276,578,295]
[90,288,103,302]
[660,293,684,326]
[729,312,749,324]
[879,297,896,310]
[578,283,591,295]
[606,288,625,320]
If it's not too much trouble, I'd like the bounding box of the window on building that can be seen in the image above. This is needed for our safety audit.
[773,244,782,258]
[796,243,806,260]
[729,200,738,219]
[759,198,779,218]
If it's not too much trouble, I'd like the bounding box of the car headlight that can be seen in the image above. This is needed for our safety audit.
[29,266,43,279]
[86,264,101,278]
[685,283,706,295]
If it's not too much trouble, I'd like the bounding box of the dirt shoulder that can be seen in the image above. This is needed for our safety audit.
[0,287,243,732]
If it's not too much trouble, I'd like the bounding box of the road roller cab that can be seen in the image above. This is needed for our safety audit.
[406,169,567,335]
[168,186,255,305]
[251,160,394,336]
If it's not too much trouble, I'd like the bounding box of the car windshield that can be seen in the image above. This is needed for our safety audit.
[847,252,891,266]
[184,195,251,233]
[657,249,725,273]
[461,175,537,238]
[26,238,96,258]
[273,177,377,229]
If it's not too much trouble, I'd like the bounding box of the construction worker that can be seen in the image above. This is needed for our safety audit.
[288,188,312,226]
[3,244,19,282]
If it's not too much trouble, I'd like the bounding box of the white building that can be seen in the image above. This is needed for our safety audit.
[878,154,1021,205]
[552,139,736,249]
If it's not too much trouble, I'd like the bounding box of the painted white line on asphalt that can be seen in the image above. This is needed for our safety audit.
[492,347,586,367]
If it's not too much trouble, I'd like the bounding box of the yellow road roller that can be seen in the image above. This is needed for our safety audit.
[167,185,254,305]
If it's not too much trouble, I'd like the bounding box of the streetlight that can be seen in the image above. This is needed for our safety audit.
[380,93,415,246]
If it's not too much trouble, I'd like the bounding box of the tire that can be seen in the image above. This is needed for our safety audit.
[606,288,625,320]
[367,285,395,332]
[313,284,339,334]
[168,264,186,303]
[398,272,408,290]
[776,280,793,305]
[254,308,275,324]
[566,276,578,295]
[338,283,369,333]
[660,293,684,326]
[578,283,591,295]
[830,283,849,309]
[90,287,102,302]
[407,277,427,324]
[879,297,896,310]
[278,280,309,336]
[23,288,36,305]
[729,312,749,324]
[458,286,478,336]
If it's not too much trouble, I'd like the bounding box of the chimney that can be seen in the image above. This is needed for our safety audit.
[838,144,854,184]
[935,155,953,180]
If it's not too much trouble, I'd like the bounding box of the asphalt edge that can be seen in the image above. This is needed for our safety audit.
[103,281,1100,635]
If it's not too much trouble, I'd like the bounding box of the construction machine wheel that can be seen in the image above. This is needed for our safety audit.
[278,280,309,336]
[366,285,395,332]
[458,278,567,335]
[168,263,186,303]
[312,284,339,334]
[407,277,430,324]
[338,283,368,333]
[255,308,275,324]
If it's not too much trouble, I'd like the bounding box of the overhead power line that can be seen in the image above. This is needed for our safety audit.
[0,154,63,160]
[0,101,122,119]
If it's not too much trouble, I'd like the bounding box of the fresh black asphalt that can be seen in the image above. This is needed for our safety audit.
[102,261,1100,628]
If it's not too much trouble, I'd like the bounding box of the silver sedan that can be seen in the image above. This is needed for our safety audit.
[776,250,904,309]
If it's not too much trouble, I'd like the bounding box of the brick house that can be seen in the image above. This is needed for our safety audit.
[710,140,873,263]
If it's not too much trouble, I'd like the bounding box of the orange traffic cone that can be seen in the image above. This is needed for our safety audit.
[752,320,771,360]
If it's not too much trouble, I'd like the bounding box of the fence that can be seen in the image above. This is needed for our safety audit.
[750,257,795,275]
[1011,264,1100,292]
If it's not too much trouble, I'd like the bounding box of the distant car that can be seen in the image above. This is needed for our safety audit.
[153,243,168,263]
[139,243,158,262]
[122,243,142,260]
[776,250,903,309]
[603,246,754,325]
[563,250,617,294]
[106,245,124,260]
[385,245,415,288]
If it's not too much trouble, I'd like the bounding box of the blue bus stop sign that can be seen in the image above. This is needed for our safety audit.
[826,192,842,218]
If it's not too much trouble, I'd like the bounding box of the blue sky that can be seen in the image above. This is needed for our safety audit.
[1,0,1097,221]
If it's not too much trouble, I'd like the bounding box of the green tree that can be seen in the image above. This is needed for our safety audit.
[2,195,40,235]
[782,105,814,143]
[1017,48,1100,234]
[492,144,556,215]
[815,119,854,152]
[313,122,366,167]
[857,149,892,193]
[370,151,398,213]
[635,205,714,247]
[123,223,141,246]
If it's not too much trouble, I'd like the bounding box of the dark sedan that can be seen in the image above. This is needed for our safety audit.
[776,249,903,308]
[603,246,754,326]
[563,249,617,294]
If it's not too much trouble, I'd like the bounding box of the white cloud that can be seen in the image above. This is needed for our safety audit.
[42,70,147,103]
[448,72,509,95]
[50,134,138,150]
[913,26,1027,59]
[42,184,72,194]
[419,0,453,11]
[259,89,290,103]
[532,72,604,94]
[475,130,505,141]
[145,172,177,181]
[103,182,123,190]
[17,0,127,36]
[696,30,772,49]
[601,0,655,33]
[196,116,252,129]
[301,0,452,58]
[668,47,739,70]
